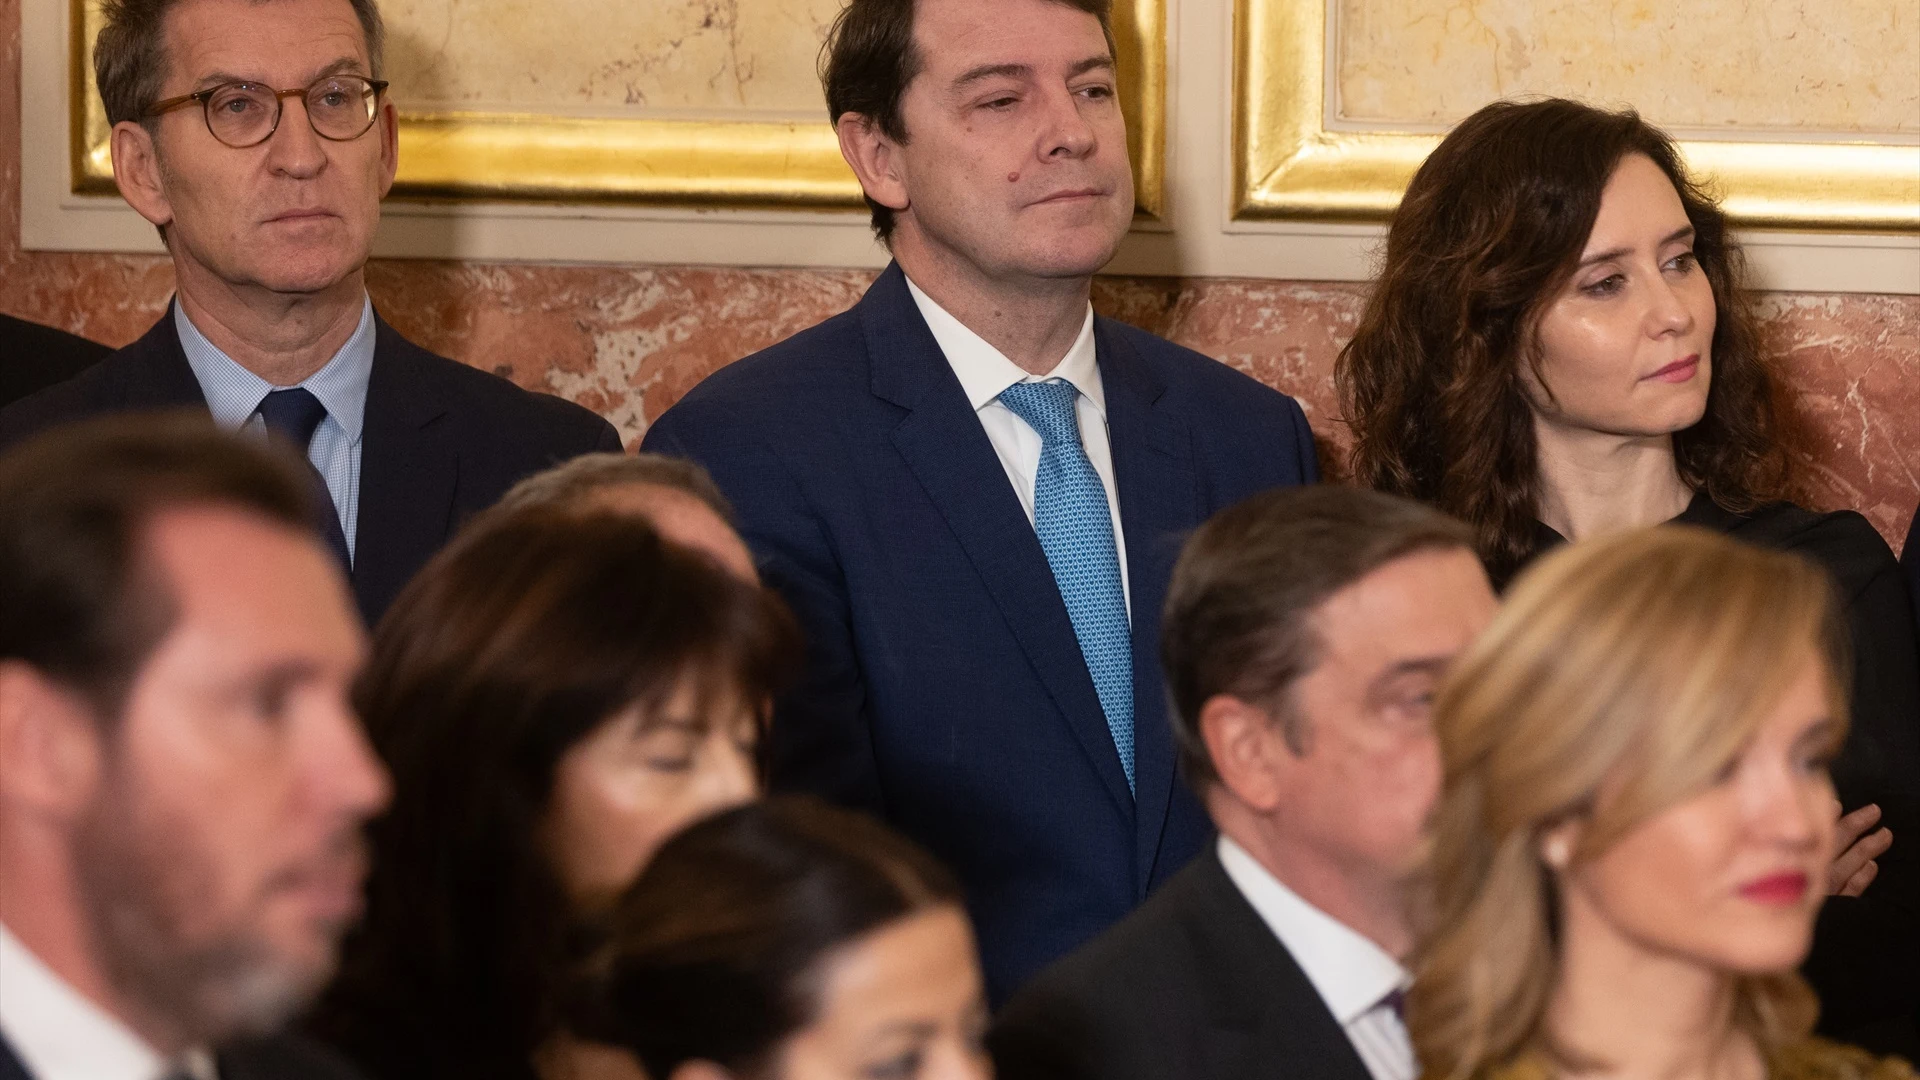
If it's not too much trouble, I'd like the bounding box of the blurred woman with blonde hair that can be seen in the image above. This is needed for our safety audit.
[1412,527,1915,1079]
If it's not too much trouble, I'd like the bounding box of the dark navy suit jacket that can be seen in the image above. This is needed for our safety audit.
[0,306,622,625]
[643,264,1318,1001]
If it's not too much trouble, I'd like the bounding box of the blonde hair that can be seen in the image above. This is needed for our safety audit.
[1410,526,1849,1078]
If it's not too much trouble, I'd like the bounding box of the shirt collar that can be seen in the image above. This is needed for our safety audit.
[903,275,1102,416]
[1216,836,1410,1025]
[0,921,216,1080]
[175,296,375,444]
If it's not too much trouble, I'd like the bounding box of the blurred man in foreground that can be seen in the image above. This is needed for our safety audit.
[0,416,389,1079]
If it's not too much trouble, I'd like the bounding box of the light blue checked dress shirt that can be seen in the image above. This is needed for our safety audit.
[175,298,372,562]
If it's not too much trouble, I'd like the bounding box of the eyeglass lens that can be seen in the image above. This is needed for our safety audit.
[205,77,379,147]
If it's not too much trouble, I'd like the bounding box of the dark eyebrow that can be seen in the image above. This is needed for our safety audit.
[1068,55,1116,78]
[951,55,1113,90]
[1368,656,1451,693]
[867,1020,939,1040]
[194,57,368,92]
[953,62,1031,88]
[1577,224,1696,269]
[1793,716,1842,752]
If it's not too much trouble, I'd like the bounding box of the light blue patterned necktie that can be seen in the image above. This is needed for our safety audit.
[998,379,1135,793]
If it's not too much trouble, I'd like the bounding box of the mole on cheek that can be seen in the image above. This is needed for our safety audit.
[1008,172,1020,182]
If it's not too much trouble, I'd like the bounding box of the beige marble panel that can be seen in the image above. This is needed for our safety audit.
[1335,0,1920,135]
[381,0,843,112]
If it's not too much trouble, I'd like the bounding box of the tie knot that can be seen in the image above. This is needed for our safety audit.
[997,379,1082,446]
[255,387,328,448]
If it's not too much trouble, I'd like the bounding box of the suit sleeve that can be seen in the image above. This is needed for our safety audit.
[989,979,1110,1080]
[1280,393,1320,485]
[591,416,625,454]
[641,407,887,815]
[1903,505,1920,628]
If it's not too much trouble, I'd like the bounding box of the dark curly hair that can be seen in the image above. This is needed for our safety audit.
[1336,98,1787,581]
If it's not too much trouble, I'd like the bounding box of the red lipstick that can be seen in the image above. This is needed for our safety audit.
[1646,355,1700,383]
[1738,871,1809,905]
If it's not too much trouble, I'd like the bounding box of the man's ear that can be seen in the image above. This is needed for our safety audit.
[835,112,909,218]
[110,120,175,232]
[1199,694,1292,814]
[375,97,399,197]
[0,662,105,821]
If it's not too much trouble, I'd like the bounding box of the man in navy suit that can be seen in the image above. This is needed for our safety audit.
[642,0,1317,1001]
[0,0,619,625]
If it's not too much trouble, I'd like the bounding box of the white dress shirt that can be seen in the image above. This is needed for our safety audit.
[904,277,1131,614]
[1216,837,1416,1080]
[175,297,373,563]
[0,921,216,1080]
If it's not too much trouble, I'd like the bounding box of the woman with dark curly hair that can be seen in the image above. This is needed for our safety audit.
[1337,97,1918,1053]
[304,508,801,1080]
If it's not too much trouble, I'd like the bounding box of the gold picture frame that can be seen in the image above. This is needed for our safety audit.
[70,0,1166,216]
[1233,0,1920,231]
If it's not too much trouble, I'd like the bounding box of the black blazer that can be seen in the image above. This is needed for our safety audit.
[0,1029,367,1080]
[0,313,112,408]
[0,306,623,624]
[1903,504,1919,640]
[990,848,1372,1080]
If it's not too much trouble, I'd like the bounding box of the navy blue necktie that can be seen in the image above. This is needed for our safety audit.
[998,379,1134,792]
[256,388,351,572]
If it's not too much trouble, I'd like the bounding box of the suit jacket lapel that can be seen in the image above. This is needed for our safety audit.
[1184,853,1377,1080]
[352,316,458,622]
[866,265,1136,816]
[113,301,213,411]
[0,1030,30,1080]
[1097,322,1200,897]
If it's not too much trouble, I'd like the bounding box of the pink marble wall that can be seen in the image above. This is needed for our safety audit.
[3,0,1915,552]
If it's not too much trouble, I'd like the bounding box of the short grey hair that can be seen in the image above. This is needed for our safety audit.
[95,0,387,129]
[496,453,735,523]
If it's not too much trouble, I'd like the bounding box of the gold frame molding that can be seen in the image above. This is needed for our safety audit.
[1234,0,1920,231]
[71,0,1165,216]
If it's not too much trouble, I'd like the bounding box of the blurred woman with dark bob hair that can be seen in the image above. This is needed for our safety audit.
[570,797,992,1080]
[1413,527,1914,1079]
[1337,98,1917,1049]
[307,509,801,1080]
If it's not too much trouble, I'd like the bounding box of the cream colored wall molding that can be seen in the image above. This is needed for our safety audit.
[18,0,1919,293]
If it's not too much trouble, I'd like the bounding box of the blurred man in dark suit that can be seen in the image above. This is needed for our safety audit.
[0,0,620,625]
[0,417,388,1080]
[0,314,112,408]
[991,488,1497,1080]
[642,0,1318,1002]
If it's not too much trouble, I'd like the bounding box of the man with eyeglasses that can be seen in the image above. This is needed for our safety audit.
[0,0,622,626]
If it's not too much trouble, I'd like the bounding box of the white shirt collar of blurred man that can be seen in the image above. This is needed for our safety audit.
[1216,836,1416,1080]
[0,921,217,1080]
